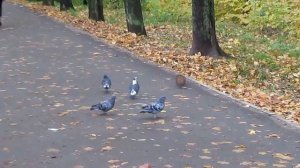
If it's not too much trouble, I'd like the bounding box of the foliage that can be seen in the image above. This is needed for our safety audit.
[215,0,300,39]
[103,0,123,9]
[142,0,191,23]
[215,0,251,24]
[248,0,300,38]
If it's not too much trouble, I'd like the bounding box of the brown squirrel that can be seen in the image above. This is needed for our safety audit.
[176,74,186,87]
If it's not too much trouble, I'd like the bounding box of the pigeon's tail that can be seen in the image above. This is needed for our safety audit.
[90,104,98,110]
[103,84,110,90]
[142,105,151,110]
[140,110,152,113]
[130,90,137,96]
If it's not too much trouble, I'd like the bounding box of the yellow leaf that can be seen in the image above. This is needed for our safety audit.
[248,129,256,135]
[83,147,94,151]
[273,153,294,161]
[101,146,113,152]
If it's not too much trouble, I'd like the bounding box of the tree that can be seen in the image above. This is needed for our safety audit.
[60,0,75,11]
[83,0,87,5]
[88,0,104,21]
[42,0,54,6]
[124,0,147,35]
[190,0,228,57]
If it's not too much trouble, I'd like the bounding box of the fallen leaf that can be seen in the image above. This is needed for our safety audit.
[58,110,72,117]
[232,145,246,153]
[202,149,211,154]
[265,133,280,138]
[83,147,94,151]
[47,148,60,153]
[217,161,230,165]
[139,163,152,168]
[273,153,294,161]
[248,129,256,135]
[101,146,113,152]
[107,160,119,164]
[211,141,232,145]
[212,127,221,131]
[273,164,286,168]
[73,165,85,168]
[199,156,212,160]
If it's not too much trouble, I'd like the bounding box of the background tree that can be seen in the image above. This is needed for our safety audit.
[60,0,75,11]
[42,0,54,6]
[88,0,104,21]
[83,0,87,5]
[190,0,228,57]
[124,0,147,35]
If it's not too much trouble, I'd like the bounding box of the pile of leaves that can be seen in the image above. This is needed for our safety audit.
[10,0,300,123]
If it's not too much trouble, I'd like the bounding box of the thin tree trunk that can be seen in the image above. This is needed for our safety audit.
[190,0,228,57]
[60,0,75,11]
[124,0,147,36]
[88,0,104,21]
[43,0,54,6]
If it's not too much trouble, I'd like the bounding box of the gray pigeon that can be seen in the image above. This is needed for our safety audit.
[140,96,166,118]
[101,75,111,91]
[129,77,140,98]
[90,96,116,114]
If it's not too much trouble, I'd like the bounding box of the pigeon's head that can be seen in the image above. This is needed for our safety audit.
[103,75,109,79]
[132,77,138,84]
[158,96,166,103]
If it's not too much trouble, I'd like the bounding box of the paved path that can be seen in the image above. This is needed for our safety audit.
[0,2,299,168]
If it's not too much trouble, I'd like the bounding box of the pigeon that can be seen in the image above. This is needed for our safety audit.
[129,77,140,98]
[101,75,111,91]
[90,96,116,114]
[140,96,166,118]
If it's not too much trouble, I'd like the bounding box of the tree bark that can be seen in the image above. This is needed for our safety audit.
[83,0,87,5]
[190,0,228,57]
[43,0,54,6]
[88,0,104,21]
[60,0,75,11]
[124,0,147,36]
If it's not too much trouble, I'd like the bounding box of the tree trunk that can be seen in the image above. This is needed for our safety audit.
[190,0,228,57]
[43,0,54,6]
[124,0,147,36]
[88,0,104,21]
[60,0,75,11]
[83,0,87,5]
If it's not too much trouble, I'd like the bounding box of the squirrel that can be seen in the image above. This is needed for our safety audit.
[176,74,186,87]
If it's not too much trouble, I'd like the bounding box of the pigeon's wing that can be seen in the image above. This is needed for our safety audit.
[142,104,151,110]
[101,78,106,85]
[130,84,139,96]
[134,83,139,93]
[102,78,111,85]
[129,84,133,92]
[90,103,100,110]
[100,100,112,112]
[107,78,111,86]
[153,102,164,112]
[140,103,154,113]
